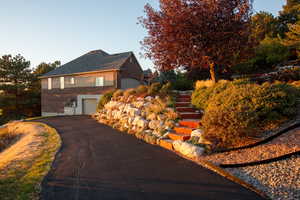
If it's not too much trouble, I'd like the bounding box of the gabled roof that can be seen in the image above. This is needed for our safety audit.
[41,50,132,78]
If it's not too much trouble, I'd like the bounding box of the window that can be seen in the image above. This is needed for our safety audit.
[60,77,64,89]
[70,77,75,85]
[95,77,104,87]
[48,78,52,90]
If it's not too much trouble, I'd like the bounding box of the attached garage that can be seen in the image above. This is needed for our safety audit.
[82,98,98,115]
[75,95,102,115]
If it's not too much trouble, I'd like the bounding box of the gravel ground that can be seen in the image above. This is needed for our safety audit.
[225,154,300,200]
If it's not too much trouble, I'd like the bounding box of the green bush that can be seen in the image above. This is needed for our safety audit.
[97,90,116,111]
[148,82,162,95]
[200,81,299,149]
[172,73,194,91]
[191,80,230,110]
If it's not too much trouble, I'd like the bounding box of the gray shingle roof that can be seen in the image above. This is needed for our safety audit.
[41,50,132,77]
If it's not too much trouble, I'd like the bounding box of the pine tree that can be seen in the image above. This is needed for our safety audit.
[282,22,300,57]
[0,54,32,118]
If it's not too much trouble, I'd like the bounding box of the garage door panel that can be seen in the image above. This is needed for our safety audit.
[83,99,97,115]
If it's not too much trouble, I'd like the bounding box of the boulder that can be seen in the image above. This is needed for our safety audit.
[191,129,205,144]
[173,140,205,159]
[145,96,153,102]
[147,113,157,121]
[149,120,163,130]
[137,119,149,130]
[157,114,166,121]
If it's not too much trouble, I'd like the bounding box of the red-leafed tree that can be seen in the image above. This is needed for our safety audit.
[140,0,253,83]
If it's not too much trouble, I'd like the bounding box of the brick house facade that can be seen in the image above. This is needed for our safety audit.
[40,50,143,116]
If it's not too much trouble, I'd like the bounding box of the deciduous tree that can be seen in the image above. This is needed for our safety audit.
[140,0,253,83]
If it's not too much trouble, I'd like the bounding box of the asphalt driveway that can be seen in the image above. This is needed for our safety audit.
[36,116,264,200]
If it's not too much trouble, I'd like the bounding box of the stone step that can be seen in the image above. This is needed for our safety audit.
[159,139,174,150]
[176,107,197,112]
[179,119,200,129]
[176,102,190,107]
[177,94,191,99]
[167,132,191,141]
[174,126,194,135]
[176,97,191,102]
[179,112,202,119]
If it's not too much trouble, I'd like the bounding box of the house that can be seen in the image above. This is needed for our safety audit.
[40,50,143,116]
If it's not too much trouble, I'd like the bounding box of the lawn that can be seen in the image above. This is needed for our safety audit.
[0,122,61,200]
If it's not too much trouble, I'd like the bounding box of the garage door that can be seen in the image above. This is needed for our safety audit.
[82,98,97,115]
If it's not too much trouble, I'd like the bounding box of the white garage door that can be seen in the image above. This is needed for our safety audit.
[82,98,97,115]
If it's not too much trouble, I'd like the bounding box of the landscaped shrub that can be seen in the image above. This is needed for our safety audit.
[148,82,162,95]
[112,89,123,100]
[159,82,172,95]
[123,88,137,99]
[172,73,194,91]
[136,85,149,94]
[97,90,116,111]
[201,81,299,149]
[191,80,229,110]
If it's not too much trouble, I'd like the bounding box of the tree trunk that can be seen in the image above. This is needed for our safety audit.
[209,63,218,83]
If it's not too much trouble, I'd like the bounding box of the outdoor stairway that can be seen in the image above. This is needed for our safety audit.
[160,91,203,150]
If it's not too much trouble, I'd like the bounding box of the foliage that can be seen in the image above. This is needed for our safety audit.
[192,80,229,110]
[123,88,137,98]
[0,54,60,122]
[112,89,124,100]
[199,81,299,149]
[148,82,162,95]
[136,85,149,94]
[159,82,172,95]
[140,0,253,82]
[195,80,215,90]
[250,11,277,42]
[277,0,300,37]
[97,90,116,111]
[172,73,194,91]
[233,38,291,74]
[282,22,300,58]
[33,61,61,76]
[0,123,61,200]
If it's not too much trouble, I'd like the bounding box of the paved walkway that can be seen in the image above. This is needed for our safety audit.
[36,116,264,200]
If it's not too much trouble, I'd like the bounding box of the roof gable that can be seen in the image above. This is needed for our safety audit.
[41,50,132,77]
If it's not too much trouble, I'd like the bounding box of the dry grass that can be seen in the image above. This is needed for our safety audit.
[0,122,61,200]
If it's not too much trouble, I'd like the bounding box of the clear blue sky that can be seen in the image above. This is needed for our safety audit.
[0,0,286,70]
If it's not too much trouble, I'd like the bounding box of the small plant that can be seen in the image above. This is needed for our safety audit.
[97,89,116,111]
[123,88,137,99]
[159,82,172,95]
[148,82,162,95]
[136,85,149,94]
[112,89,124,100]
[195,80,215,89]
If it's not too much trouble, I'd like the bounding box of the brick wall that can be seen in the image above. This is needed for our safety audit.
[41,86,115,113]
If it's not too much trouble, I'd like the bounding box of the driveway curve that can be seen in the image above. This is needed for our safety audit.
[36,116,264,200]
